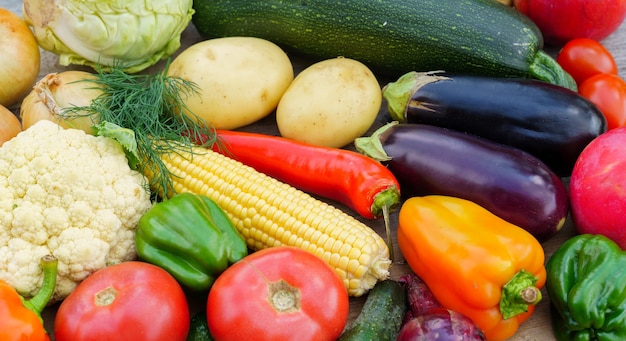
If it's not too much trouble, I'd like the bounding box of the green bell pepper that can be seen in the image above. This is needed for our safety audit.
[135,192,248,291]
[546,234,626,341]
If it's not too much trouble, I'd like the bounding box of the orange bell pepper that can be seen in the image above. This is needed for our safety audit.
[0,255,58,341]
[397,195,546,341]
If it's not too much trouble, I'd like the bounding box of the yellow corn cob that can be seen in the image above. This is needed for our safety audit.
[145,145,391,296]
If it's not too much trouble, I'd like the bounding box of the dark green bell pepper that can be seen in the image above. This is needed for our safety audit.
[546,234,626,341]
[135,192,248,291]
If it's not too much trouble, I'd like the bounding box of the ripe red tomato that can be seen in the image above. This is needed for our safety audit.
[579,73,626,130]
[514,0,626,45]
[54,262,190,341]
[570,127,626,248]
[206,246,349,341]
[557,38,618,86]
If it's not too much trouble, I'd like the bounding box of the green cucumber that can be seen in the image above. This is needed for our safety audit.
[191,0,576,90]
[187,312,213,341]
[338,279,408,341]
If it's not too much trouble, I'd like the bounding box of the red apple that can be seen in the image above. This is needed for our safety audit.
[570,128,626,249]
[514,0,626,46]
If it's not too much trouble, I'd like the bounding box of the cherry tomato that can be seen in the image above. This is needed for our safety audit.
[206,246,350,341]
[557,38,618,86]
[579,73,626,130]
[54,262,190,341]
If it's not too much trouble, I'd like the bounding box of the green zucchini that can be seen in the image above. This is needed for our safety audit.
[192,0,577,90]
[338,279,408,341]
[187,312,213,341]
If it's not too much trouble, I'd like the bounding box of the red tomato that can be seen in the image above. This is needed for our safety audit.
[54,262,190,341]
[579,73,626,130]
[570,127,626,248]
[557,38,618,86]
[514,0,626,45]
[206,246,349,341]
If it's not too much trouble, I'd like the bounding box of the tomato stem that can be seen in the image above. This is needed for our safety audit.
[95,286,118,306]
[268,280,300,313]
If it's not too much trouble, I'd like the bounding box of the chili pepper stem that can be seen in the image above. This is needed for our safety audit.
[500,269,542,319]
[382,204,394,262]
[21,255,58,321]
[371,187,401,218]
[372,186,400,262]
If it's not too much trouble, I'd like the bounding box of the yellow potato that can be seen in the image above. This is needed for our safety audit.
[276,57,382,148]
[167,37,294,130]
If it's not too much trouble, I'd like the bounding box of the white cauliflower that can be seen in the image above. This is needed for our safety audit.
[0,120,152,302]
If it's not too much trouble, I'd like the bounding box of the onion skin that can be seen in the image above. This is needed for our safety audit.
[397,274,486,341]
[0,104,21,146]
[400,272,442,317]
[0,8,40,107]
[396,309,487,341]
[20,71,103,133]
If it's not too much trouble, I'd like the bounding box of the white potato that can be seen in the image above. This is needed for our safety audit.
[276,57,382,148]
[167,37,294,130]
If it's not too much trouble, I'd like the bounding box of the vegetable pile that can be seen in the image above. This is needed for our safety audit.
[0,1,625,340]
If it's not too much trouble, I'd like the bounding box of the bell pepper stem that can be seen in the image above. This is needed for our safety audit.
[500,269,542,320]
[21,255,58,321]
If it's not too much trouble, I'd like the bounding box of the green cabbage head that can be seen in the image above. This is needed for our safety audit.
[23,0,194,73]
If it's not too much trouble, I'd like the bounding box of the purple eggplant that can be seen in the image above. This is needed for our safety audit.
[354,122,569,242]
[382,71,607,177]
[396,274,486,341]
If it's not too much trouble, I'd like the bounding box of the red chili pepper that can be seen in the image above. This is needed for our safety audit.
[211,130,401,259]
[213,130,401,220]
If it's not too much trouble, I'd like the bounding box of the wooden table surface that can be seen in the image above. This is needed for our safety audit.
[2,0,626,339]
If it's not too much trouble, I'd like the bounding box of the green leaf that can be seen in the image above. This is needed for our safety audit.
[92,121,141,169]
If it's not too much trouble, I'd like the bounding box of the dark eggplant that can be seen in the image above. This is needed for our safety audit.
[354,122,569,242]
[382,71,607,176]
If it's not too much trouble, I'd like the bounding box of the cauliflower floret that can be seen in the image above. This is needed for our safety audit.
[0,120,153,302]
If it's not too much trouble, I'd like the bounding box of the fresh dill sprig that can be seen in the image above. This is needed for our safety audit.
[64,61,217,200]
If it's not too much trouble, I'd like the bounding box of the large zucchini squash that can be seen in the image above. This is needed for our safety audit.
[192,0,576,90]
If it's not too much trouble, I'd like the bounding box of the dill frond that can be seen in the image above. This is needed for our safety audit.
[63,61,217,199]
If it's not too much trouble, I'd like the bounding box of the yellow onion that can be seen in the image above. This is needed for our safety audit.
[0,8,40,107]
[20,71,103,133]
[0,104,21,146]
